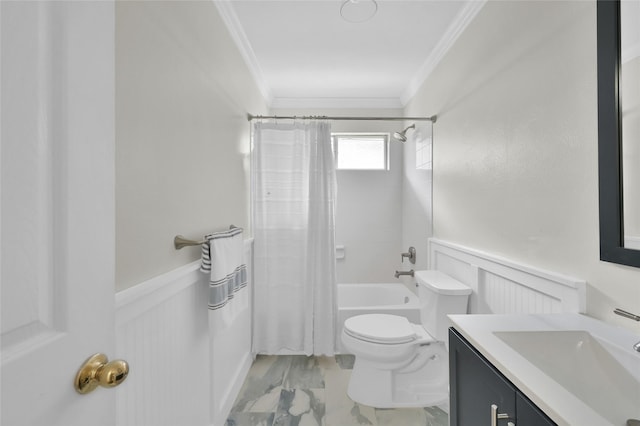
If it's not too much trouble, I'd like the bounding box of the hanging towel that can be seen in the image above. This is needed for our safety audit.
[202,227,250,425]
[200,226,246,310]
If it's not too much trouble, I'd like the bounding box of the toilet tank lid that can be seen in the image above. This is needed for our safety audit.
[415,270,471,295]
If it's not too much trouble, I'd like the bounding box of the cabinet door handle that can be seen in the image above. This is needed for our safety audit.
[491,404,511,426]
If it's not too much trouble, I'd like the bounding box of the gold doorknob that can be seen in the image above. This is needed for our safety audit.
[74,353,129,394]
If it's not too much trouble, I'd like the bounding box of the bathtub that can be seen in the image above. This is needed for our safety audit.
[337,283,421,353]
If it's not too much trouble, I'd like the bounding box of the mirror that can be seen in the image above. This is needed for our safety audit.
[621,0,640,250]
[598,0,640,267]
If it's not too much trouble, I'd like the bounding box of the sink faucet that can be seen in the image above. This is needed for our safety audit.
[395,269,414,278]
[613,308,640,352]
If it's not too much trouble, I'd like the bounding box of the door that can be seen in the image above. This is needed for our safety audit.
[1,1,116,425]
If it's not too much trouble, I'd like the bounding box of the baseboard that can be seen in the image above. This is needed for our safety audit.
[213,351,253,426]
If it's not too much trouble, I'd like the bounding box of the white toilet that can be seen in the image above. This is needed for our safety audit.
[341,270,471,408]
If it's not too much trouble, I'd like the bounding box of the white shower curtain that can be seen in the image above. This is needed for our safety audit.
[252,120,337,355]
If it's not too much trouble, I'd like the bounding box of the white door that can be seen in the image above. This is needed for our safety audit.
[1,1,117,425]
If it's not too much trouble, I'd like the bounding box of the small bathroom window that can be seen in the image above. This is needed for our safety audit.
[331,133,389,170]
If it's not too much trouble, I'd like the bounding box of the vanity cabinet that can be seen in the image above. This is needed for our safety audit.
[449,328,556,426]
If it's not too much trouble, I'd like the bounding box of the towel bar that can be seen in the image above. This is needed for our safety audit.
[174,235,206,250]
[174,225,238,250]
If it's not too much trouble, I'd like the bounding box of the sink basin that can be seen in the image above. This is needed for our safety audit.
[494,330,640,425]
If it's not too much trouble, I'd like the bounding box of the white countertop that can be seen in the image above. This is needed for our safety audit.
[448,313,640,426]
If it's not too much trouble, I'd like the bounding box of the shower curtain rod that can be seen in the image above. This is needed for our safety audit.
[247,114,437,123]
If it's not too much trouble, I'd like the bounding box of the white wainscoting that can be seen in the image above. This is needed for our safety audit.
[115,240,253,426]
[429,239,586,315]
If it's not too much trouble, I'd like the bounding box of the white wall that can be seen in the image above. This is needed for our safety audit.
[405,0,640,331]
[116,1,267,291]
[271,108,414,284]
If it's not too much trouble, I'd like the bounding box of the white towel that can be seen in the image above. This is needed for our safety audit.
[200,226,246,310]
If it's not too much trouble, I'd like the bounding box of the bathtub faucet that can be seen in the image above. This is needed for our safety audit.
[394,269,414,278]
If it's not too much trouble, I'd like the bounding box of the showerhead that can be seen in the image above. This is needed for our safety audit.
[393,124,416,142]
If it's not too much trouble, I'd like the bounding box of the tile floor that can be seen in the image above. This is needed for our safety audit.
[225,355,449,426]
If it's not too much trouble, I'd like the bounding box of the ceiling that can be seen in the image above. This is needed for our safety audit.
[216,0,486,109]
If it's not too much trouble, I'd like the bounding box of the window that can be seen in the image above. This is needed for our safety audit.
[331,133,389,170]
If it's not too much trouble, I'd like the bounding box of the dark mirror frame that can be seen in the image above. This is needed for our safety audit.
[597,0,640,268]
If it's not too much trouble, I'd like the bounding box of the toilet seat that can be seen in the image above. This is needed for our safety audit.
[344,314,428,344]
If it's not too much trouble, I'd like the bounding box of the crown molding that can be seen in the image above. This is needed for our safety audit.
[216,0,485,110]
[213,0,273,104]
[400,0,487,106]
[270,97,404,110]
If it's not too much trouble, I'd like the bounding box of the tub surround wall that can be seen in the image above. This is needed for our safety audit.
[405,0,640,330]
[116,1,266,291]
[402,122,433,275]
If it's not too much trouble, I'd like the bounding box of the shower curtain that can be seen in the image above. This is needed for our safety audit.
[252,120,337,355]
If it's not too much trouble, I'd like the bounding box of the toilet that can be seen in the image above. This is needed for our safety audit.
[341,270,471,408]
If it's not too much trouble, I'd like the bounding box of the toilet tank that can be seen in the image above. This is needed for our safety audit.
[415,270,471,341]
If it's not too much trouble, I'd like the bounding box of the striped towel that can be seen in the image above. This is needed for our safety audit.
[200,226,246,310]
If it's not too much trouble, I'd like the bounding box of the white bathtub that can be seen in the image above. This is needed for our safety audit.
[337,283,421,353]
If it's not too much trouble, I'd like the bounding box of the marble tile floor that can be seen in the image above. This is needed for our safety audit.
[225,355,449,426]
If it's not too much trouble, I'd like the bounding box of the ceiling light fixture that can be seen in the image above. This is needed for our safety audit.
[340,0,378,23]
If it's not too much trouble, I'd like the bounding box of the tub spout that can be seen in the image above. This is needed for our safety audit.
[395,269,414,278]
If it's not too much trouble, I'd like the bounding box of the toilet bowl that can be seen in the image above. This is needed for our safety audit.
[341,271,471,408]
